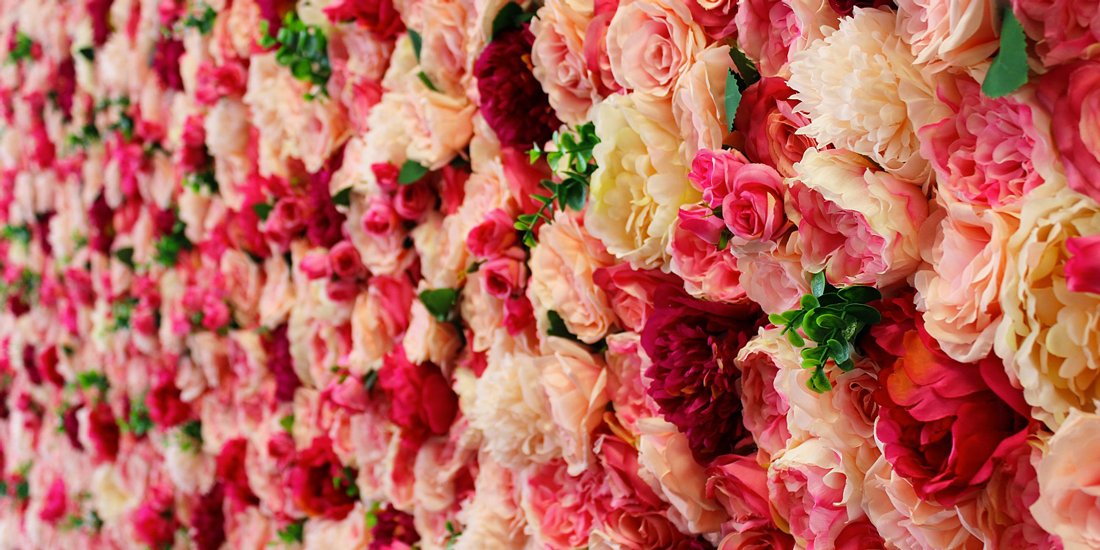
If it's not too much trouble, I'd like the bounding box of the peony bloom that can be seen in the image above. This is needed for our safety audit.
[705,453,774,533]
[132,486,180,549]
[603,332,660,436]
[1031,409,1100,547]
[1066,235,1100,295]
[788,149,928,287]
[641,289,761,461]
[527,210,617,344]
[530,0,601,125]
[914,200,1019,363]
[995,183,1100,428]
[1013,0,1100,67]
[286,436,359,520]
[605,0,705,97]
[688,0,737,39]
[586,93,700,270]
[538,338,609,474]
[861,455,984,550]
[592,263,684,333]
[718,528,797,550]
[520,459,604,548]
[474,27,560,148]
[735,233,810,314]
[788,7,946,183]
[672,45,735,161]
[877,328,1032,505]
[895,0,999,69]
[733,328,794,459]
[973,445,1063,550]
[667,216,749,304]
[767,438,870,550]
[734,0,838,78]
[734,76,816,178]
[1034,61,1100,204]
[635,417,729,534]
[919,74,1059,207]
[323,0,404,39]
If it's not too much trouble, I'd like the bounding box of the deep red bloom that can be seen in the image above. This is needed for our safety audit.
[216,438,258,510]
[87,401,120,462]
[323,0,404,40]
[62,404,83,450]
[86,0,114,45]
[191,484,227,550]
[641,292,762,462]
[266,324,301,402]
[378,348,458,437]
[368,504,420,550]
[147,370,191,429]
[195,61,249,106]
[151,37,185,90]
[473,27,560,147]
[875,327,1032,505]
[286,436,358,520]
[133,492,179,549]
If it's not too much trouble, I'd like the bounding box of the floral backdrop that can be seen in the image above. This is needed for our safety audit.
[0,0,1099,548]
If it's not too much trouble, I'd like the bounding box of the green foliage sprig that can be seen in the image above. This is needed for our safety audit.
[419,288,459,322]
[180,3,217,34]
[259,12,332,99]
[519,123,600,247]
[769,272,882,393]
[154,216,192,267]
[1,224,31,246]
[723,46,760,132]
[276,519,306,544]
[177,420,203,452]
[120,394,153,437]
[8,32,34,64]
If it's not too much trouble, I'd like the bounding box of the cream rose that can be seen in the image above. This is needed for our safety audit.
[528,210,617,345]
[605,0,705,98]
[530,0,599,125]
[895,0,1000,70]
[537,338,609,475]
[672,45,735,162]
[995,182,1100,429]
[1031,410,1100,547]
[586,93,701,270]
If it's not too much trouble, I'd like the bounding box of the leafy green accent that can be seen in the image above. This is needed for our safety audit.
[491,2,531,40]
[332,186,352,207]
[519,123,600,246]
[398,159,429,184]
[183,170,218,194]
[120,394,153,437]
[419,288,459,322]
[265,12,332,97]
[77,46,95,61]
[417,70,440,92]
[8,32,34,64]
[364,501,381,530]
[252,202,274,221]
[108,111,135,141]
[66,123,101,150]
[276,520,306,544]
[982,10,1029,98]
[445,520,462,549]
[769,272,882,393]
[279,414,295,433]
[114,247,135,269]
[1,224,31,246]
[181,3,217,34]
[75,371,110,393]
[408,30,423,62]
[724,69,742,133]
[729,45,760,89]
[331,466,360,498]
[177,420,203,452]
[111,296,139,331]
[362,370,379,393]
[154,216,192,267]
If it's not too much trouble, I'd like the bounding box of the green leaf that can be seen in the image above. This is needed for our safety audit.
[491,2,525,40]
[279,414,295,433]
[408,30,423,62]
[838,285,881,304]
[800,294,819,309]
[826,339,850,364]
[398,160,429,184]
[276,520,306,544]
[807,368,832,393]
[546,310,576,340]
[417,70,439,91]
[786,330,805,348]
[77,46,95,61]
[810,271,826,298]
[982,10,1029,98]
[114,247,135,269]
[560,181,587,211]
[528,145,542,164]
[252,202,273,221]
[419,288,459,322]
[332,186,352,207]
[717,230,730,251]
[724,69,741,133]
[768,313,787,326]
[845,303,882,325]
[728,45,760,89]
[362,370,379,393]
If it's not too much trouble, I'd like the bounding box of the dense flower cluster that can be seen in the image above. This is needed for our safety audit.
[0,0,1099,548]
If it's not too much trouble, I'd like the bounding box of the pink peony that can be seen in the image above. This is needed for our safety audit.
[520,459,603,548]
[378,347,458,437]
[466,208,517,259]
[668,216,750,304]
[735,0,837,77]
[592,263,684,333]
[1034,60,1100,204]
[705,454,773,532]
[1031,409,1100,547]
[688,0,737,39]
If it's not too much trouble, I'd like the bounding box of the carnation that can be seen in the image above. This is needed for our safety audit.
[640,290,761,461]
[788,7,946,183]
[474,27,561,147]
[586,93,700,270]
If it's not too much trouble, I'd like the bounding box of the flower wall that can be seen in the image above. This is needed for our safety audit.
[0,0,1098,548]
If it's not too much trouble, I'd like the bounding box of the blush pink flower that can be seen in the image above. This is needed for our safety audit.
[688,0,737,39]
[735,0,837,77]
[1066,235,1100,295]
[531,0,601,125]
[592,263,684,332]
[605,0,705,97]
[1031,409,1100,547]
[520,459,604,548]
[1013,0,1100,66]
[706,454,773,532]
[919,74,1057,207]
[1034,60,1100,204]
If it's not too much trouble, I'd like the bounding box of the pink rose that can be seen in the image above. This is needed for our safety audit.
[38,478,67,523]
[767,438,865,550]
[1034,61,1100,204]
[592,263,686,332]
[527,210,618,344]
[265,195,309,242]
[734,76,816,177]
[1032,409,1100,547]
[720,162,791,252]
[734,328,793,459]
[393,181,434,222]
[531,0,601,125]
[1013,0,1100,66]
[584,0,622,97]
[705,454,773,532]
[467,208,518,259]
[689,146,751,208]
[636,417,729,534]
[677,204,727,246]
[688,0,737,39]
[919,74,1057,207]
[360,196,399,235]
[1066,235,1100,295]
[603,332,659,435]
[328,240,366,280]
[479,255,527,299]
[735,234,809,314]
[538,338,609,474]
[735,0,837,77]
[718,528,796,550]
[668,217,749,304]
[605,0,705,97]
[301,252,333,280]
[520,460,603,548]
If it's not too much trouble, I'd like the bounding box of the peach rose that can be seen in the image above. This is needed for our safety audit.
[586,93,701,270]
[734,327,795,460]
[635,417,728,534]
[538,338,609,475]
[603,332,661,436]
[417,0,471,97]
[348,275,414,374]
[668,215,750,304]
[788,148,928,287]
[1031,409,1100,547]
[735,233,810,315]
[453,458,529,549]
[531,0,600,125]
[672,45,735,162]
[895,0,999,70]
[527,209,617,344]
[605,0,705,97]
[914,199,1019,363]
[995,182,1100,428]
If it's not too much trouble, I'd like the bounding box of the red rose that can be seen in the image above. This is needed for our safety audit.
[38,478,67,523]
[132,486,179,549]
[733,77,816,177]
[286,436,359,520]
[378,348,458,437]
